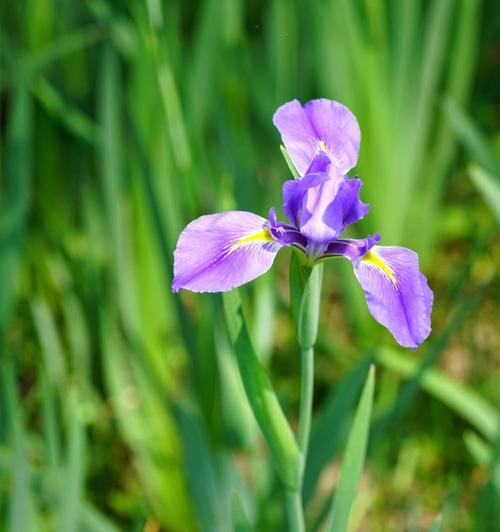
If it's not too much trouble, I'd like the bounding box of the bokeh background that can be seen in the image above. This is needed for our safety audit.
[1,1,499,530]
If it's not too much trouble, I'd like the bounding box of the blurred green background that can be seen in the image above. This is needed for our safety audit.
[1,0,499,530]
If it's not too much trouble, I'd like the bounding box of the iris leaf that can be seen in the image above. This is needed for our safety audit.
[378,348,499,442]
[303,353,374,505]
[280,145,300,179]
[325,366,375,532]
[223,289,300,491]
[468,164,500,225]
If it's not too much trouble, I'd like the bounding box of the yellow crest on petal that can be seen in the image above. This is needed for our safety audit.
[230,229,274,252]
[362,250,397,285]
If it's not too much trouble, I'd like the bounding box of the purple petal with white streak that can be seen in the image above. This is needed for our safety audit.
[172,211,281,293]
[352,246,433,349]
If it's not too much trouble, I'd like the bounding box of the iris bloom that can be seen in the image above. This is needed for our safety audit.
[172,99,433,349]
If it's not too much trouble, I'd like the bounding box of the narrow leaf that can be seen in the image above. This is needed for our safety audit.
[280,145,300,178]
[378,348,499,442]
[303,353,374,504]
[326,366,375,532]
[428,515,443,532]
[469,164,500,224]
[223,289,300,491]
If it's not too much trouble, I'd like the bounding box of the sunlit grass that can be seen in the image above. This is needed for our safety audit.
[1,1,499,530]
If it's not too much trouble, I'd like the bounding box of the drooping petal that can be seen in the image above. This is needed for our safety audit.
[325,233,380,260]
[352,246,433,349]
[273,98,360,176]
[172,211,281,293]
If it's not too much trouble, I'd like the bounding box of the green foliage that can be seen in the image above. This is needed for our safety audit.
[1,0,498,530]
[326,366,375,532]
[223,289,301,492]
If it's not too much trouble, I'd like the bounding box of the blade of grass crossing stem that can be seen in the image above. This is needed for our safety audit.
[326,366,375,532]
[303,353,374,505]
[223,290,300,491]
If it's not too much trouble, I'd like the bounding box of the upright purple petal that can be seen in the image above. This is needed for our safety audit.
[282,173,370,257]
[352,246,433,349]
[172,211,281,293]
[282,171,330,227]
[273,99,318,176]
[273,98,361,176]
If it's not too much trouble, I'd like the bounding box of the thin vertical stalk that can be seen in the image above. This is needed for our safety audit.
[285,491,305,532]
[298,346,314,455]
[288,258,323,530]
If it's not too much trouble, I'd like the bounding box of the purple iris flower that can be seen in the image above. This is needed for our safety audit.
[172,99,433,349]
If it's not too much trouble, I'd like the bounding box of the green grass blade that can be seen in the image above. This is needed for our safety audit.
[0,81,31,344]
[464,431,493,466]
[303,353,374,505]
[443,98,499,177]
[57,389,85,532]
[378,348,499,442]
[174,405,229,532]
[231,489,253,532]
[3,359,36,532]
[80,502,121,532]
[10,426,32,532]
[326,366,375,532]
[428,516,443,532]
[30,298,67,388]
[31,78,99,144]
[223,289,300,491]
[468,164,500,224]
[280,145,300,179]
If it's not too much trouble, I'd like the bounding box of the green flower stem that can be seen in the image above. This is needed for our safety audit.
[287,256,323,531]
[298,346,314,456]
[285,491,305,532]
[297,263,323,464]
